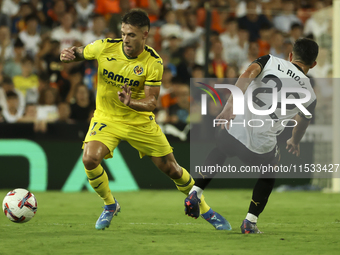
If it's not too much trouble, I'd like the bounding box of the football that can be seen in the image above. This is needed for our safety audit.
[2,188,38,223]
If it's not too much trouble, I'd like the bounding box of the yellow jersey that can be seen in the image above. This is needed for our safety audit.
[83,38,163,125]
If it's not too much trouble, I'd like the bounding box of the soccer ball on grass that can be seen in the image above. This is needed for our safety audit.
[2,188,37,223]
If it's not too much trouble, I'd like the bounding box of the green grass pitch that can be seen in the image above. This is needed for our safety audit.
[0,190,339,255]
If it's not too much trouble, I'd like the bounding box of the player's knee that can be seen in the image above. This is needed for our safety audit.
[82,153,101,170]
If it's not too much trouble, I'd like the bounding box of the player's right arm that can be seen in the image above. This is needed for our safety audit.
[60,46,85,63]
[60,39,107,63]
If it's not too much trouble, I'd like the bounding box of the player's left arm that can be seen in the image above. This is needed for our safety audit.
[118,84,159,112]
[286,100,317,156]
[286,114,311,157]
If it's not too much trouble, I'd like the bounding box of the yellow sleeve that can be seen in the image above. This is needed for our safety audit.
[83,39,107,60]
[145,59,163,87]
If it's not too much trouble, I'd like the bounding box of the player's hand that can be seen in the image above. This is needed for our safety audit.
[216,102,235,130]
[60,46,76,62]
[286,138,300,156]
[118,83,131,106]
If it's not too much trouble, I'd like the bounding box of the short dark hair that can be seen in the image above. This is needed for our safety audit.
[21,56,34,64]
[6,91,18,99]
[290,22,302,31]
[2,76,13,85]
[293,38,319,66]
[121,9,150,31]
[25,14,39,24]
[14,37,24,48]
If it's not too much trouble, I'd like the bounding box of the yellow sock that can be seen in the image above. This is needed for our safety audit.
[199,195,210,214]
[85,164,115,205]
[172,167,211,214]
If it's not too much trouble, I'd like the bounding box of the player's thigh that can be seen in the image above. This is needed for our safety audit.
[83,118,121,159]
[126,121,173,158]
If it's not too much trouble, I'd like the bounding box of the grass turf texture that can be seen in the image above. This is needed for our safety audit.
[0,190,339,255]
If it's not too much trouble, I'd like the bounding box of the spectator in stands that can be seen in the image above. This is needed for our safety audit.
[166,35,182,66]
[226,28,249,68]
[195,30,220,66]
[82,14,107,46]
[107,0,133,38]
[46,0,67,29]
[37,39,61,79]
[192,64,204,79]
[1,0,20,18]
[11,2,35,35]
[238,0,271,41]
[303,1,328,40]
[3,37,24,78]
[18,14,41,57]
[257,23,272,57]
[2,91,23,123]
[170,0,191,11]
[160,10,182,49]
[160,67,173,97]
[308,48,332,78]
[176,46,196,84]
[226,64,240,79]
[0,76,25,114]
[0,25,14,62]
[181,12,204,47]
[196,2,229,34]
[210,40,227,78]
[159,50,177,76]
[220,17,239,57]
[133,0,162,24]
[169,83,190,130]
[95,0,123,16]
[0,2,11,27]
[65,67,84,103]
[36,87,59,122]
[239,40,259,73]
[282,40,293,60]
[13,56,39,98]
[51,12,82,51]
[17,103,37,123]
[75,0,95,30]
[270,30,284,59]
[273,0,301,34]
[70,84,95,123]
[289,23,303,44]
[57,101,74,124]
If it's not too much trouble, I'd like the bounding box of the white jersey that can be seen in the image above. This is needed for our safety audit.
[228,54,317,154]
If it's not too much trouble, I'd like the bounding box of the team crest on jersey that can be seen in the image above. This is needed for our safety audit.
[133,65,144,76]
[90,131,97,136]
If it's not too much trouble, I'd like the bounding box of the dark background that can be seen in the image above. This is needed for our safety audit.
[0,123,311,190]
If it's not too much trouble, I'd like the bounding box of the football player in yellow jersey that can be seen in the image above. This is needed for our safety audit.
[60,9,231,230]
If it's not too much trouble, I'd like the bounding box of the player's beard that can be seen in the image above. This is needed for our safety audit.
[124,43,143,57]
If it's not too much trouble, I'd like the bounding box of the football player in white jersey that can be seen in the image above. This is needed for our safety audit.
[184,38,319,233]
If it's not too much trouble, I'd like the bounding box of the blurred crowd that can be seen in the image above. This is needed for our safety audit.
[0,0,334,134]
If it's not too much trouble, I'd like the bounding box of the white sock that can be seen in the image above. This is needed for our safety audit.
[246,213,258,223]
[189,185,203,199]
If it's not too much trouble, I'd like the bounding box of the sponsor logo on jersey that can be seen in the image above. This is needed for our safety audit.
[103,69,140,87]
[133,65,144,76]
[90,131,97,136]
